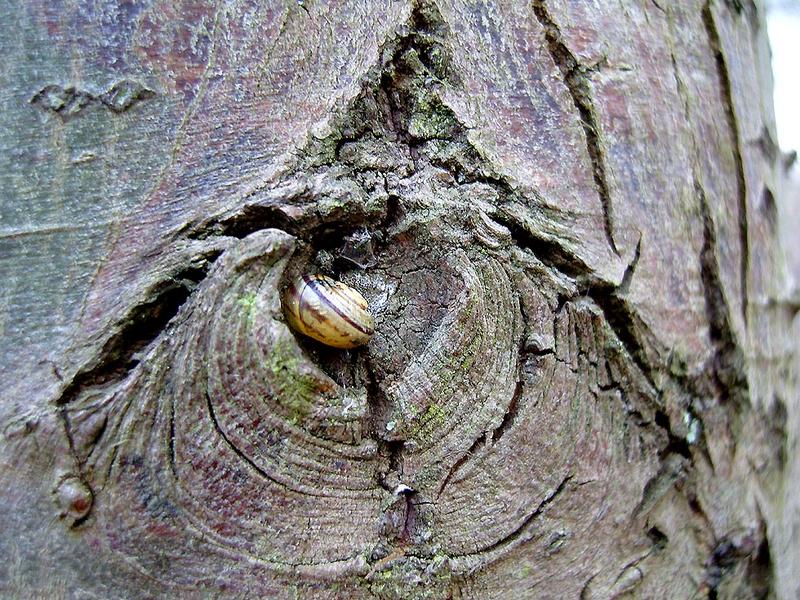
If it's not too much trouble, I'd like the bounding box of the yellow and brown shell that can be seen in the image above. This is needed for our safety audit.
[282,274,375,349]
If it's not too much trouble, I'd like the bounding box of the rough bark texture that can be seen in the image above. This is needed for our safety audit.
[1,0,797,598]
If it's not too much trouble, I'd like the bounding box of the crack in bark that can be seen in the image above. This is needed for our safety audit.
[400,487,419,545]
[697,180,749,405]
[702,1,750,327]
[654,410,692,460]
[666,3,750,440]
[701,522,771,599]
[56,256,221,408]
[489,378,523,445]
[579,571,600,600]
[189,204,301,240]
[204,390,291,492]
[647,525,669,552]
[386,440,406,481]
[59,406,77,458]
[531,0,619,257]
[435,433,485,500]
[466,474,573,557]
[494,212,591,280]
[498,208,660,394]
[619,234,643,294]
[632,447,688,520]
[589,287,659,392]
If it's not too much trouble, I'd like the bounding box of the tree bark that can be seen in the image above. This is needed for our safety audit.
[1,0,796,598]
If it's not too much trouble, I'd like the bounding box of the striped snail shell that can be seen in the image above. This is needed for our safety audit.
[282,274,375,349]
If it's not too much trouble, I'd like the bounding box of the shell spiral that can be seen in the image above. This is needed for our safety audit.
[282,275,375,349]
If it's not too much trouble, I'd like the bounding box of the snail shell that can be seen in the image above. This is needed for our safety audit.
[282,274,375,349]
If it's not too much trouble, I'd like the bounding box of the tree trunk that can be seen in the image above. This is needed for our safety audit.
[1,0,796,598]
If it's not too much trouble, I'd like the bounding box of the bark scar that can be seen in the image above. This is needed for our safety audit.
[30,81,155,119]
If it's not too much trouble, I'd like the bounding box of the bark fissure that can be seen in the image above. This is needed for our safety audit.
[697,180,749,405]
[619,235,643,294]
[56,256,221,408]
[632,452,688,520]
[188,205,300,241]
[702,1,750,327]
[589,288,659,392]
[490,378,523,444]
[702,524,772,599]
[668,18,749,406]
[494,212,591,280]
[204,390,291,492]
[458,474,573,557]
[531,0,619,256]
[435,432,485,499]
[654,410,692,460]
[497,209,660,393]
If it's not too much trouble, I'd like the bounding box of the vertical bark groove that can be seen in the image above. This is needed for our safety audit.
[697,180,749,403]
[530,0,619,257]
[702,0,750,327]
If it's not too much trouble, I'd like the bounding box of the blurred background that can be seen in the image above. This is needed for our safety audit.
[766,0,800,292]
[767,0,800,154]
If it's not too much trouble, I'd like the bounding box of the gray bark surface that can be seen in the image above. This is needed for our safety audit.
[1,0,796,598]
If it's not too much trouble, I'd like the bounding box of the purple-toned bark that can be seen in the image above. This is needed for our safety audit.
[1,1,795,598]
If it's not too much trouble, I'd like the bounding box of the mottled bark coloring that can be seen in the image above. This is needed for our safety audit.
[1,0,796,599]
